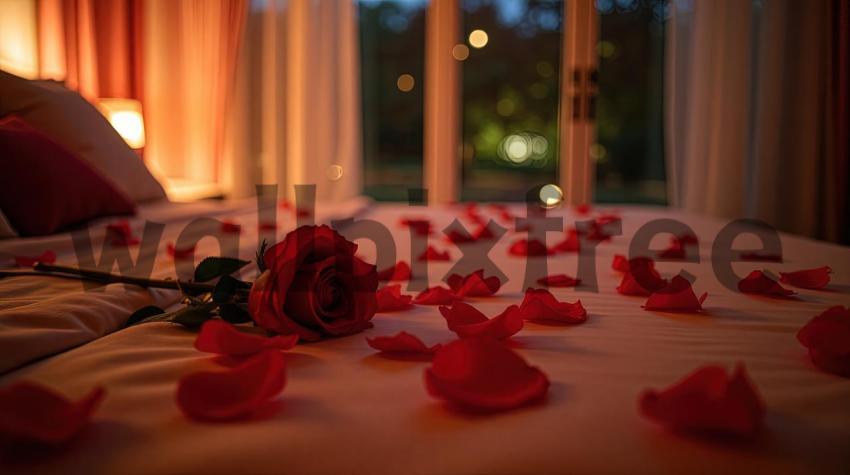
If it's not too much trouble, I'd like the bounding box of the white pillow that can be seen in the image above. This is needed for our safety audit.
[0,70,166,203]
[0,210,17,239]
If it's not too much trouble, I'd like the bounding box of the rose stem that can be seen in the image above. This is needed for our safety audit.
[0,263,222,294]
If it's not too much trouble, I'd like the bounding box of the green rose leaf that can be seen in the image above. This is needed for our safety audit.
[125,305,167,328]
[219,303,252,324]
[169,302,218,329]
[212,275,251,303]
[194,257,251,283]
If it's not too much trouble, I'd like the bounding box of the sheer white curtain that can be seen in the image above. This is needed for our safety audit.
[223,0,362,202]
[666,0,839,240]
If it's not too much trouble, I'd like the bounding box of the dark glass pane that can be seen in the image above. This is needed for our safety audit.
[460,0,563,201]
[594,0,667,204]
[358,0,428,201]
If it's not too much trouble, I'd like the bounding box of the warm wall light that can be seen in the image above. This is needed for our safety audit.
[97,98,146,149]
[468,29,488,49]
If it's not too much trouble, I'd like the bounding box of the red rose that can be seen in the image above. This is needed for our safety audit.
[248,225,378,341]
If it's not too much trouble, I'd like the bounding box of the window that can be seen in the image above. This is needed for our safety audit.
[359,0,668,204]
[358,0,428,201]
[594,0,667,204]
[460,0,563,202]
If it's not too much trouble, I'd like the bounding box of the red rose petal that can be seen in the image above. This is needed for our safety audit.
[400,218,433,236]
[639,364,764,438]
[176,350,286,421]
[552,229,580,253]
[424,337,549,411]
[106,221,139,246]
[612,254,628,272]
[536,274,580,287]
[616,259,667,296]
[574,203,592,216]
[738,270,795,297]
[366,331,441,355]
[167,243,195,260]
[779,266,832,290]
[377,284,414,312]
[439,302,523,339]
[739,251,783,262]
[612,254,656,273]
[797,306,850,376]
[418,245,451,261]
[643,275,707,312]
[413,286,458,305]
[446,269,501,298]
[519,288,587,324]
[508,239,551,256]
[195,320,298,356]
[258,222,278,231]
[220,220,242,234]
[0,382,104,445]
[13,250,56,267]
[472,224,496,241]
[445,229,476,244]
[377,261,412,281]
[657,236,687,260]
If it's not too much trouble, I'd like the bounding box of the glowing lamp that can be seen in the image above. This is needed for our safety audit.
[97,98,146,149]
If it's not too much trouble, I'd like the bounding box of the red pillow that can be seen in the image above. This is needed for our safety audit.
[0,116,136,236]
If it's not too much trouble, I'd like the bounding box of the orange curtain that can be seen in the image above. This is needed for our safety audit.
[36,0,143,101]
[143,0,248,187]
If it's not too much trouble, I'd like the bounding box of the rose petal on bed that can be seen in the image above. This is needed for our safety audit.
[0,382,105,445]
[536,274,580,287]
[439,302,523,339]
[445,229,476,244]
[574,203,592,216]
[220,220,242,234]
[552,229,580,253]
[400,218,433,236]
[176,350,286,422]
[472,224,496,241]
[446,269,501,297]
[195,320,298,356]
[367,331,441,355]
[413,286,458,305]
[508,239,551,256]
[106,221,139,246]
[424,337,549,411]
[167,243,195,260]
[612,255,656,273]
[657,236,687,259]
[617,259,667,296]
[738,270,795,297]
[376,285,414,312]
[13,250,57,267]
[295,208,312,219]
[643,275,707,312]
[581,215,620,242]
[418,245,451,261]
[797,306,850,376]
[377,261,412,281]
[739,251,783,262]
[519,288,587,324]
[779,266,832,290]
[639,364,764,439]
[258,222,278,231]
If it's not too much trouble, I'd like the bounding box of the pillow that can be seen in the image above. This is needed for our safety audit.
[0,117,136,236]
[0,210,17,239]
[0,69,166,203]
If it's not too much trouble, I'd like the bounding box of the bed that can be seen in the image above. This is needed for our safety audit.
[0,199,848,475]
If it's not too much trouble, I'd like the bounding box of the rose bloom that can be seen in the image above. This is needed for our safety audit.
[249,225,378,341]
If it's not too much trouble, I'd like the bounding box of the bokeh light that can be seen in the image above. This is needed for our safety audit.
[396,73,415,92]
[539,184,563,208]
[468,29,489,48]
[452,44,469,60]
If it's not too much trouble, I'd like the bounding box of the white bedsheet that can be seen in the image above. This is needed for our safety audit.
[0,202,848,475]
